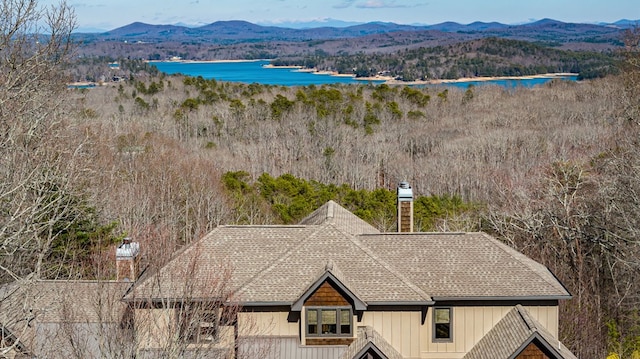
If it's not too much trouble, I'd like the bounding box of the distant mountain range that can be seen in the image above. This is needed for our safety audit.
[74,18,638,45]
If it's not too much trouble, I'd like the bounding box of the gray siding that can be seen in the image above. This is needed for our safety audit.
[239,336,346,359]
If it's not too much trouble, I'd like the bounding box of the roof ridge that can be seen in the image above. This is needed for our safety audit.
[515,304,538,332]
[340,326,404,359]
[327,200,335,219]
[479,232,569,296]
[232,225,327,298]
[342,228,432,302]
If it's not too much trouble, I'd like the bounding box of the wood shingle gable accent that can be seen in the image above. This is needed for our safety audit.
[305,281,349,306]
[292,263,367,311]
[517,341,552,359]
[462,305,576,359]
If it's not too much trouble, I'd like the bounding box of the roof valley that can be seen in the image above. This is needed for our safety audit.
[232,225,326,298]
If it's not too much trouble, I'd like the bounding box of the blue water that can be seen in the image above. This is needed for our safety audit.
[68,84,97,89]
[150,60,382,86]
[437,77,578,89]
[150,60,577,87]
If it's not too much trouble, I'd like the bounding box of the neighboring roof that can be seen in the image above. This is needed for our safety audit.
[128,201,570,305]
[0,280,131,354]
[340,326,404,359]
[1,280,131,323]
[463,305,577,359]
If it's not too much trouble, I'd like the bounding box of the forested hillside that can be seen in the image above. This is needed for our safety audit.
[272,37,619,80]
[2,0,640,357]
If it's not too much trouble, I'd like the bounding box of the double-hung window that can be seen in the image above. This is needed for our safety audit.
[433,307,452,342]
[178,304,219,344]
[306,307,352,336]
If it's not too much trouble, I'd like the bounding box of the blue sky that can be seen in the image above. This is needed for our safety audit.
[44,0,638,31]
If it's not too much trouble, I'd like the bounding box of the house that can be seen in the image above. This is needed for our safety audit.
[0,182,577,359]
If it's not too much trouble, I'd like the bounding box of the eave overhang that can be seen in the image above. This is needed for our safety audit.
[432,295,572,302]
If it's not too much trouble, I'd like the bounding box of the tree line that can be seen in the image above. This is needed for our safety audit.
[271,37,619,81]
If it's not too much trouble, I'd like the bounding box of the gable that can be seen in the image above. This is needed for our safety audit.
[463,305,576,359]
[355,344,390,359]
[516,340,552,359]
[304,281,350,307]
[340,327,404,359]
[291,269,367,311]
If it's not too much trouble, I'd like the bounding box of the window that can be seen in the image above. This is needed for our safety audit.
[178,303,219,344]
[433,307,452,341]
[306,307,352,336]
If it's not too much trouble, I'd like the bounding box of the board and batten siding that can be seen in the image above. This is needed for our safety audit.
[420,306,559,359]
[238,311,298,337]
[354,306,557,359]
[134,308,173,349]
[237,305,558,359]
[134,308,234,351]
[359,310,423,358]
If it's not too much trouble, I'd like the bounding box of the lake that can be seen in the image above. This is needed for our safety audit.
[149,60,578,88]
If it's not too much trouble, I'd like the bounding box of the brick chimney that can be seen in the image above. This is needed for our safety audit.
[116,237,140,281]
[397,181,414,233]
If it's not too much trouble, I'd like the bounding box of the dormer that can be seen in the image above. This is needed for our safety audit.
[291,262,367,346]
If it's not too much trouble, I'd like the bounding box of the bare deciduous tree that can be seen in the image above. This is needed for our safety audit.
[0,0,77,282]
[1,0,79,356]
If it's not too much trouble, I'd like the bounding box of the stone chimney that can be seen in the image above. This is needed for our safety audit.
[116,237,140,281]
[397,181,414,233]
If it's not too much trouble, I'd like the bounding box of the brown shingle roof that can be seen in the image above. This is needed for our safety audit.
[463,305,577,359]
[363,232,569,298]
[340,326,404,359]
[233,222,431,304]
[299,200,380,235]
[128,201,570,304]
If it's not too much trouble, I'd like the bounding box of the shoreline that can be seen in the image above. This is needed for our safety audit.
[144,58,270,66]
[149,59,267,64]
[145,60,580,85]
[354,72,579,85]
[261,63,577,84]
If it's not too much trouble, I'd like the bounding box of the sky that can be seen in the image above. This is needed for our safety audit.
[41,0,639,32]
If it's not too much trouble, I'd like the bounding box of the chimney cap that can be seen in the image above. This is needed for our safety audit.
[398,181,411,189]
[397,181,413,201]
[116,238,140,259]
